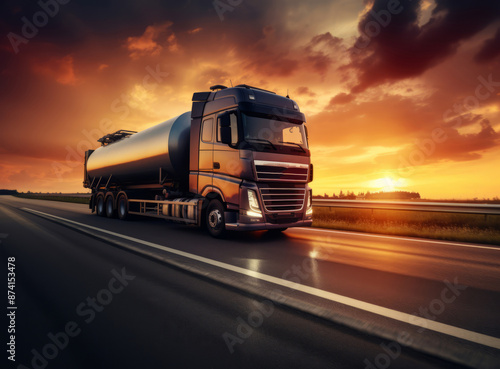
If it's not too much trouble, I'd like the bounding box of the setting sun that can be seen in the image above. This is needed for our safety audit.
[370,177,408,193]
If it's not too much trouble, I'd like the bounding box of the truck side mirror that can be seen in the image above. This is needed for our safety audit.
[220,113,232,145]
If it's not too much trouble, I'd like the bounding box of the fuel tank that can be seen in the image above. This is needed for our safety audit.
[86,112,191,186]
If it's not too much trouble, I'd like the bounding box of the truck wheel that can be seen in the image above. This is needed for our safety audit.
[206,199,226,238]
[106,196,116,218]
[96,195,106,217]
[117,196,128,220]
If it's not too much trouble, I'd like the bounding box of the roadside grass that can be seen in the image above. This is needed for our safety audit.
[312,207,500,245]
[14,193,90,204]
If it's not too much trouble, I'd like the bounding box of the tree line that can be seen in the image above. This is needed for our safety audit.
[314,190,421,200]
[0,189,18,195]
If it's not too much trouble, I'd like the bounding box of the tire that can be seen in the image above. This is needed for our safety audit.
[205,199,226,238]
[96,195,106,217]
[117,195,128,220]
[105,196,115,218]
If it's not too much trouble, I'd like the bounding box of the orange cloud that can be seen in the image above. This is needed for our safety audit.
[167,33,179,52]
[125,22,173,59]
[32,55,77,85]
[187,27,202,35]
[295,86,316,97]
[329,92,355,104]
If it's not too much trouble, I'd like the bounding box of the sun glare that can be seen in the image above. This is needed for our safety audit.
[370,177,406,192]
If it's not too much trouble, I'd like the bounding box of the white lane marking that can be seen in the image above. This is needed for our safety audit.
[22,207,500,349]
[293,227,500,251]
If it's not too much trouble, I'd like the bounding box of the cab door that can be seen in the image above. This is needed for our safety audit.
[213,111,241,205]
[198,117,214,192]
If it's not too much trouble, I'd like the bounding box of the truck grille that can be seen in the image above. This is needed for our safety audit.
[259,187,306,212]
[254,160,308,182]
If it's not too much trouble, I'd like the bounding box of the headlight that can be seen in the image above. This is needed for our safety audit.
[247,189,262,217]
[306,189,313,216]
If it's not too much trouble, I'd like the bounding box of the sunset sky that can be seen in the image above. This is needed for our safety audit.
[1,0,499,199]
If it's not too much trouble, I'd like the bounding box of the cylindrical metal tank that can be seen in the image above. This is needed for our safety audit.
[87,112,191,186]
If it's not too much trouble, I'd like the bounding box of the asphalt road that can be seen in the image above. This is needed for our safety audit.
[1,195,499,369]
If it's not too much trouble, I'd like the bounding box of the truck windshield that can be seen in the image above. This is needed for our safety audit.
[242,114,308,151]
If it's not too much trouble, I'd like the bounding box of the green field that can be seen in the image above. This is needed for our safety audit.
[312,207,500,245]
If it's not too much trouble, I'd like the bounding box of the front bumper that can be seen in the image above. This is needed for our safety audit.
[233,180,313,231]
[225,218,312,231]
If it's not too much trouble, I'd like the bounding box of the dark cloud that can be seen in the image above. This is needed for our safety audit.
[475,27,500,63]
[0,0,272,63]
[433,119,500,161]
[243,30,344,79]
[244,52,299,77]
[1,0,211,43]
[348,0,500,93]
[303,32,343,77]
[307,32,342,49]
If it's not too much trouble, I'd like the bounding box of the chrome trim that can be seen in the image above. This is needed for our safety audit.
[257,172,305,176]
[254,160,308,168]
[259,188,306,212]
[259,187,307,190]
[254,160,309,182]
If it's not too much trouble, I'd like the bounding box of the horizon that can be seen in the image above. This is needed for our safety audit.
[1,1,499,199]
[5,189,500,203]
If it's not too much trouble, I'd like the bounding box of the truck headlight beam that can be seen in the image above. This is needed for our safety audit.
[247,189,262,217]
[306,189,313,216]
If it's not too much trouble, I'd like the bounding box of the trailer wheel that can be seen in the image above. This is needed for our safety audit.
[105,196,116,218]
[117,195,128,220]
[206,199,226,238]
[96,195,106,217]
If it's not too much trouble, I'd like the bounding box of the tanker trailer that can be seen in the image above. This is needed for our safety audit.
[84,84,314,237]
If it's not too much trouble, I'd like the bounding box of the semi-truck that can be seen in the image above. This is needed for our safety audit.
[83,84,313,237]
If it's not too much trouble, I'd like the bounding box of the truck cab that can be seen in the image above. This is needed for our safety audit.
[85,84,312,238]
[190,84,313,236]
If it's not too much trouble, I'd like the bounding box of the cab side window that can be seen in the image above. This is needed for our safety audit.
[201,118,213,142]
[217,112,238,145]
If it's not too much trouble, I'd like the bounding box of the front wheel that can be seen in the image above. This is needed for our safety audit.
[205,199,226,238]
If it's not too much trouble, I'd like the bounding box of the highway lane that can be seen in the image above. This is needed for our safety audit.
[1,195,499,368]
[2,202,394,369]
[3,196,499,330]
